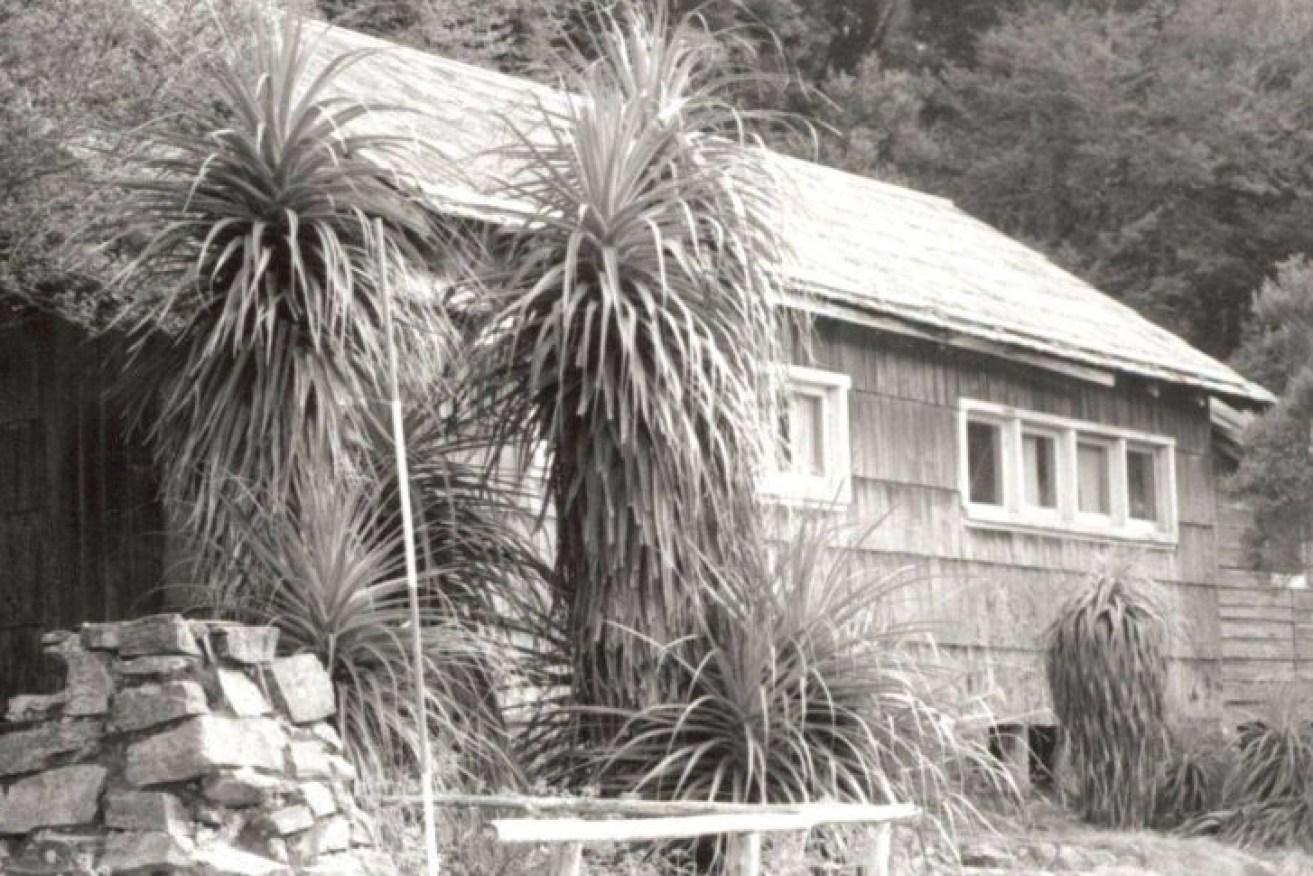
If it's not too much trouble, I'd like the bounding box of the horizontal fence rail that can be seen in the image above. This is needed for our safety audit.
[386,793,920,876]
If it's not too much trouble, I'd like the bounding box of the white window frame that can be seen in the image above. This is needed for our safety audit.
[958,399,1177,544]
[760,365,852,506]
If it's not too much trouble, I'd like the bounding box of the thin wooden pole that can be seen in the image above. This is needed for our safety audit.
[550,841,584,876]
[726,832,761,876]
[867,823,892,876]
[377,220,440,876]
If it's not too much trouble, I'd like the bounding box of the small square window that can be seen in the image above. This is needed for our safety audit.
[780,391,826,477]
[1077,441,1111,516]
[967,420,1003,506]
[1023,432,1058,510]
[1126,446,1159,522]
[761,366,851,505]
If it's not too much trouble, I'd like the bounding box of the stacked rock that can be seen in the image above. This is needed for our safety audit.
[0,615,397,875]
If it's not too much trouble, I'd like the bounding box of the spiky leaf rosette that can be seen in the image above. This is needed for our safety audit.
[110,18,447,553]
[522,515,1006,860]
[190,452,538,788]
[468,1,792,715]
[1045,569,1169,828]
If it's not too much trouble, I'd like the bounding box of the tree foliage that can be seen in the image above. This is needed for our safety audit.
[1230,258,1313,569]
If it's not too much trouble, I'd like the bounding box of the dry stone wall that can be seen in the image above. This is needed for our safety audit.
[0,615,397,875]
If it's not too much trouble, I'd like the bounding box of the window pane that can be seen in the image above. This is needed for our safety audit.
[1077,442,1110,515]
[1023,433,1057,509]
[1127,447,1158,522]
[784,392,825,476]
[968,420,1003,505]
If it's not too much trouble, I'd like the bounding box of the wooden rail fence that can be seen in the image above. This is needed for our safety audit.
[387,793,920,876]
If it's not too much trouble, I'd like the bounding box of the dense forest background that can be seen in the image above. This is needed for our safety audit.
[6,0,1313,564]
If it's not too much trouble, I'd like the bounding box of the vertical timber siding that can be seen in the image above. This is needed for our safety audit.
[0,308,164,700]
[1213,476,1313,717]
[800,319,1223,722]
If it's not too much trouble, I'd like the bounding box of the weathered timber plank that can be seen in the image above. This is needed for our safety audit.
[1217,587,1294,609]
[1221,638,1296,661]
[1219,605,1298,623]
[1218,620,1295,641]
[848,393,958,490]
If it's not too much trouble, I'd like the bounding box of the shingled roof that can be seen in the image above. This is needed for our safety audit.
[312,24,1273,406]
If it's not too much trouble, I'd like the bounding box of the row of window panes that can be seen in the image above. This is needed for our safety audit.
[967,419,1162,524]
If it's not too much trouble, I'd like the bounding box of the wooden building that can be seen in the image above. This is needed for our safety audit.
[0,306,163,701]
[0,24,1287,751]
[313,24,1280,741]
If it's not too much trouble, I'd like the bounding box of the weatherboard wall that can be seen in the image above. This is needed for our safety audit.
[0,308,164,703]
[799,318,1224,723]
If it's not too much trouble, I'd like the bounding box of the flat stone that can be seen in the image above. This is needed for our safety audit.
[216,669,270,717]
[64,651,114,716]
[291,815,351,859]
[286,742,333,780]
[264,655,334,724]
[310,723,342,752]
[118,614,202,657]
[203,769,285,807]
[0,765,107,834]
[125,716,287,787]
[327,754,357,784]
[214,627,280,665]
[115,655,200,676]
[6,692,67,723]
[80,622,122,651]
[0,719,102,776]
[98,831,193,873]
[40,630,77,652]
[193,842,290,875]
[105,790,190,837]
[305,850,399,875]
[299,782,337,818]
[10,829,101,873]
[111,680,210,733]
[265,805,314,837]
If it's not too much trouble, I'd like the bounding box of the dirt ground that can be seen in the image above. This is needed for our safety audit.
[912,799,1313,876]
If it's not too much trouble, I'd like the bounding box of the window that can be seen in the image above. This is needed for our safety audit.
[1022,431,1058,511]
[762,365,852,505]
[968,421,1003,505]
[1076,441,1111,517]
[960,399,1176,543]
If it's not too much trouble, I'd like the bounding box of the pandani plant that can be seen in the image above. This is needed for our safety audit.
[520,513,1007,866]
[1044,564,1170,828]
[1180,692,1313,850]
[464,0,794,719]
[108,16,450,566]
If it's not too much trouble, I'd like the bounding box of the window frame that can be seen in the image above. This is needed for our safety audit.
[760,364,853,506]
[958,399,1177,544]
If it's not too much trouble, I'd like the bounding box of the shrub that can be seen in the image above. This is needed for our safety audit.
[1211,696,1313,850]
[523,515,1006,861]
[1152,726,1229,830]
[1045,567,1170,828]
[193,447,547,789]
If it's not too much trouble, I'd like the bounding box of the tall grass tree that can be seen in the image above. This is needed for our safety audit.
[1045,566,1171,828]
[109,19,449,560]
[467,1,793,716]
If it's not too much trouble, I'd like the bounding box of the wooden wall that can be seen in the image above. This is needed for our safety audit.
[0,307,164,701]
[799,319,1224,723]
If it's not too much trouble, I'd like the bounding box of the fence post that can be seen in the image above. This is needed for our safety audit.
[726,831,761,876]
[864,823,892,876]
[551,841,583,876]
